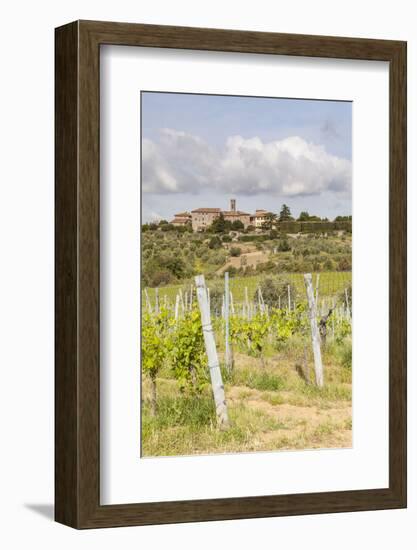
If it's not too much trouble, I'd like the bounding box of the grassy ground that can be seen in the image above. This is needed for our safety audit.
[141,345,352,457]
[143,271,352,306]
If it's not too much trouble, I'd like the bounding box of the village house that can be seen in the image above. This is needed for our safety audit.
[170,211,192,226]
[190,207,222,231]
[190,200,252,232]
[222,199,251,228]
[252,209,270,228]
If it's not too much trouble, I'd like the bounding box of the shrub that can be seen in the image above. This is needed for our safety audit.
[278,239,291,252]
[338,256,352,271]
[230,247,242,257]
[149,269,175,287]
[323,258,335,270]
[231,220,244,230]
[208,236,222,249]
[255,275,296,309]
[160,223,175,232]
[256,261,277,273]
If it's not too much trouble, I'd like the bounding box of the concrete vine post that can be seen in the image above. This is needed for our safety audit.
[304,273,324,387]
[245,286,250,320]
[174,294,180,321]
[179,288,185,315]
[144,288,152,314]
[315,273,320,305]
[224,272,233,374]
[195,274,229,428]
[345,287,351,318]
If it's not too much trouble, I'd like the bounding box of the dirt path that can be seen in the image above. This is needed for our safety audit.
[227,384,352,450]
[217,250,271,274]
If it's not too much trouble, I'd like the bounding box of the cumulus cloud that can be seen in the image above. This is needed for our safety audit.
[142,129,351,198]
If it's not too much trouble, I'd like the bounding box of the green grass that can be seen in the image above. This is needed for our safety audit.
[143,271,352,306]
[142,394,216,430]
[300,382,352,402]
[142,396,288,456]
[233,369,287,392]
[141,337,352,456]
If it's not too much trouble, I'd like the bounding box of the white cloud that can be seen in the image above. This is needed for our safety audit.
[149,211,164,222]
[142,129,351,198]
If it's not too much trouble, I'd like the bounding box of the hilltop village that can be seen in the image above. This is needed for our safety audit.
[164,199,351,233]
[141,199,352,288]
[171,200,269,232]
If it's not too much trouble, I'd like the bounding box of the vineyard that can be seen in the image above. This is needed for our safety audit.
[141,271,352,457]
[143,271,351,316]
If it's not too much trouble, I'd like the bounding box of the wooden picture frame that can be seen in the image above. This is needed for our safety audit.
[55,20,407,529]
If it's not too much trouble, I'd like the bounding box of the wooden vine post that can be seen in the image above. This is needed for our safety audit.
[195,274,229,428]
[304,273,324,387]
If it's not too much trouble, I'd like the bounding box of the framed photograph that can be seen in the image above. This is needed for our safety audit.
[55,20,406,528]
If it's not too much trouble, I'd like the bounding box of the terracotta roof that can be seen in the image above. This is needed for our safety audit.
[222,210,251,216]
[174,212,191,217]
[191,208,221,213]
[254,211,270,217]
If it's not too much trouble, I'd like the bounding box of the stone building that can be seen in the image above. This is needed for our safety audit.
[170,211,192,226]
[190,207,222,231]
[222,199,251,228]
[189,199,266,232]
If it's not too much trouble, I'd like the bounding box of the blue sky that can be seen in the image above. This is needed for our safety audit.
[141,92,352,222]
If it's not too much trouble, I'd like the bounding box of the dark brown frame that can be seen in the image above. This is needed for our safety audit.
[55,20,407,529]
